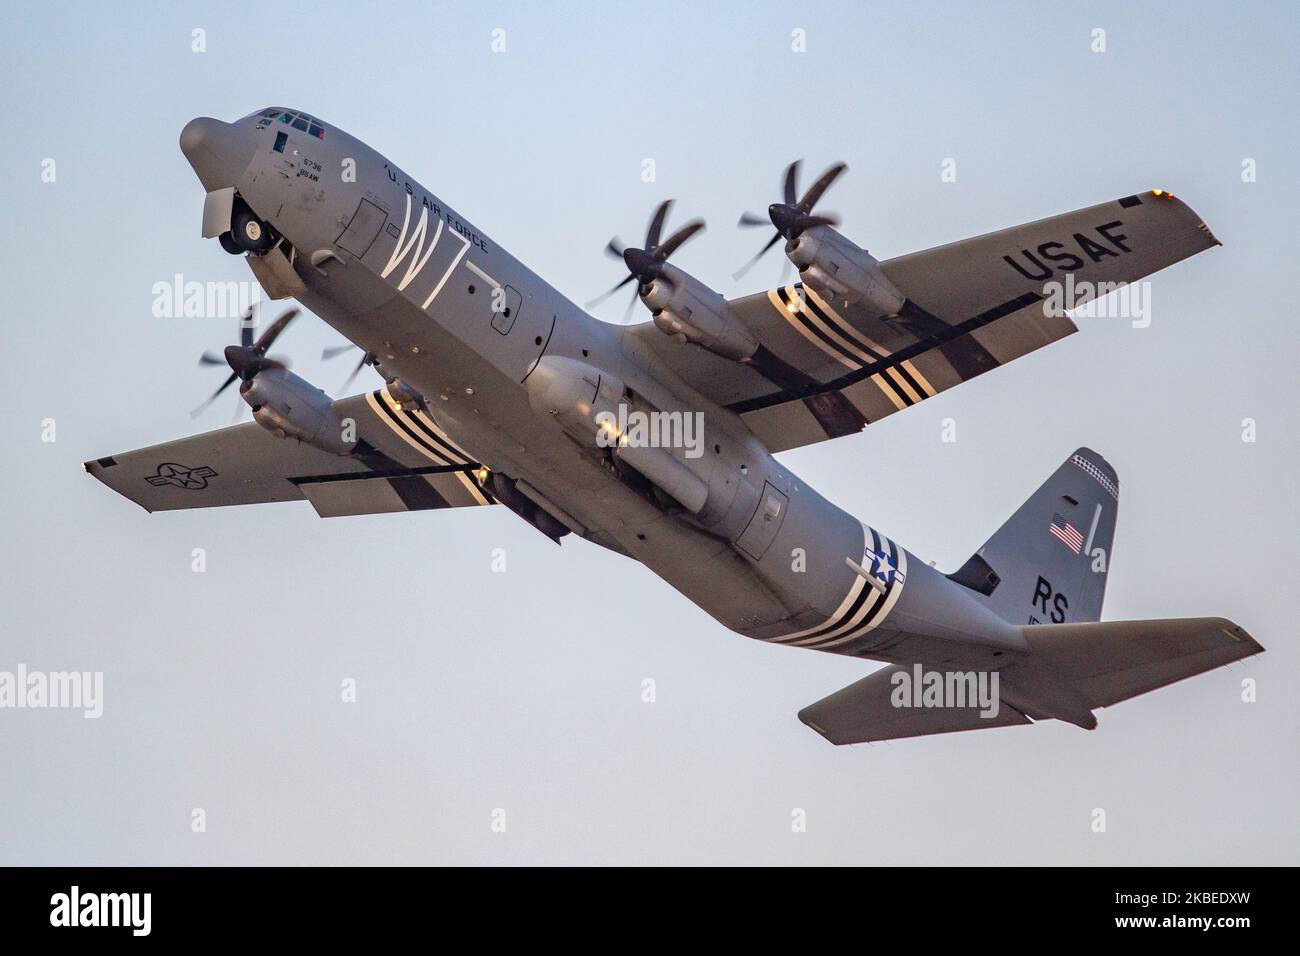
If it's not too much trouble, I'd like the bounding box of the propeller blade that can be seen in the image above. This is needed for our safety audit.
[584,272,637,309]
[252,307,300,354]
[621,284,641,324]
[796,212,840,232]
[190,371,239,418]
[782,160,801,207]
[238,306,256,348]
[654,219,705,260]
[644,199,673,251]
[321,343,358,361]
[731,231,784,281]
[199,351,226,366]
[340,353,372,392]
[738,211,770,227]
[799,161,847,212]
[604,238,626,261]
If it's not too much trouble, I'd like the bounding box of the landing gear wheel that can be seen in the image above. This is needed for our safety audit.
[230,205,276,253]
[218,231,242,255]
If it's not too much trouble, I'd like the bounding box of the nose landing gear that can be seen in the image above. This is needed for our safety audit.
[220,197,277,254]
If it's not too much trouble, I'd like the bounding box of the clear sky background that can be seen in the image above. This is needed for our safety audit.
[1,0,1296,864]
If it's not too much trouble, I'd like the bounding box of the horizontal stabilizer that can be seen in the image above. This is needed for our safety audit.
[1015,616,1263,709]
[799,617,1262,744]
[798,664,1032,744]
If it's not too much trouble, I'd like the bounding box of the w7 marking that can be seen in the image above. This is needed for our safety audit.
[380,192,470,309]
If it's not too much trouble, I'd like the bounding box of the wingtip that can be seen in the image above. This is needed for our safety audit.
[1214,618,1265,655]
[797,708,847,745]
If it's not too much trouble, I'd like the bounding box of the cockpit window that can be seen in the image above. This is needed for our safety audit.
[281,110,325,139]
[250,108,326,140]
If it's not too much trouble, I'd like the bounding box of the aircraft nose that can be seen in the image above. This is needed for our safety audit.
[179,117,258,192]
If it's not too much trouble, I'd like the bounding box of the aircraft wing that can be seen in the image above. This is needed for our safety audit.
[635,191,1219,452]
[84,386,492,517]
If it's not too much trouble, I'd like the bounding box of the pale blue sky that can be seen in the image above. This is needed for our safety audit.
[1,0,1296,864]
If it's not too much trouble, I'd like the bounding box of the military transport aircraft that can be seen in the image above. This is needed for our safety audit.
[85,108,1262,743]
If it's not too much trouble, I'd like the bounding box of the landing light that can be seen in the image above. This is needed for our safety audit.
[1152,188,1175,199]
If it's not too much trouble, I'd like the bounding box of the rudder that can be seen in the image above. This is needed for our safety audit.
[948,448,1118,625]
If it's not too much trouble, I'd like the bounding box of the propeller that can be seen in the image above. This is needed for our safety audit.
[191,305,300,417]
[733,160,846,279]
[586,199,705,322]
[321,343,377,392]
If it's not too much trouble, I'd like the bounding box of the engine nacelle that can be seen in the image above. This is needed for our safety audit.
[241,366,354,456]
[383,378,425,411]
[785,228,906,318]
[525,356,626,443]
[640,270,758,363]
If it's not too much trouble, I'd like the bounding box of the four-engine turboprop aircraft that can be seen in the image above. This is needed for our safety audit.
[85,108,1262,743]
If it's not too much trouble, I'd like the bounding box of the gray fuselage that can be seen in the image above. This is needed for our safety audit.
[225,108,1023,670]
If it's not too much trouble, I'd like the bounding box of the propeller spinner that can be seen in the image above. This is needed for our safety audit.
[733,160,846,279]
[192,305,300,417]
[586,199,705,322]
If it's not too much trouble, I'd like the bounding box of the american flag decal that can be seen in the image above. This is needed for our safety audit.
[1049,513,1084,554]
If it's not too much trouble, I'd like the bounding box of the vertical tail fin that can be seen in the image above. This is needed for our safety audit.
[948,448,1118,625]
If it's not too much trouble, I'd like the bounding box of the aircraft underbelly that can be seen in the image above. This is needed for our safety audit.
[296,205,1032,661]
